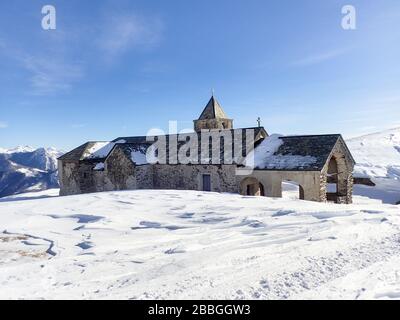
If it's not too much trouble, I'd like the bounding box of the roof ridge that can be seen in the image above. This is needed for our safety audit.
[282,134,341,138]
[113,127,266,141]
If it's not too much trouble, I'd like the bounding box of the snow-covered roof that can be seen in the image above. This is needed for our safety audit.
[58,129,354,172]
[112,127,267,165]
[59,127,267,164]
[83,140,126,160]
[245,134,352,171]
[244,135,318,170]
[114,143,153,166]
[58,140,126,161]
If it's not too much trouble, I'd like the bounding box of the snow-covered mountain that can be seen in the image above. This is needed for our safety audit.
[0,147,63,198]
[347,127,400,204]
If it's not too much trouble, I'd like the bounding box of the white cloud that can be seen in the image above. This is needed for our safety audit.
[292,48,350,67]
[0,121,8,129]
[98,13,163,58]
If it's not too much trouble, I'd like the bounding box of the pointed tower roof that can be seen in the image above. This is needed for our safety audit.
[198,96,229,120]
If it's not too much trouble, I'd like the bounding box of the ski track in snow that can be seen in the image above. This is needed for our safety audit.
[0,189,399,300]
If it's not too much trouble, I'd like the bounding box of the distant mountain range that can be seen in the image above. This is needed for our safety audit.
[0,146,63,198]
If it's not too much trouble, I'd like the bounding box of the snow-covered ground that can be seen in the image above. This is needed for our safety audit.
[1,189,399,300]
[1,127,399,300]
[347,127,400,204]
[0,189,60,202]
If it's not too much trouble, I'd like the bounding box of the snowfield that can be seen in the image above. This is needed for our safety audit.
[0,189,399,300]
[348,127,400,204]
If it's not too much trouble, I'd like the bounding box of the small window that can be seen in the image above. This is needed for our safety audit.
[202,174,211,192]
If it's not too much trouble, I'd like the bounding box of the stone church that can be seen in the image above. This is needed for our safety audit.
[58,96,356,203]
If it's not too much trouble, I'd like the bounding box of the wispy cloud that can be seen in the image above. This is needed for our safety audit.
[0,121,8,129]
[292,48,350,67]
[23,56,84,95]
[97,13,163,59]
[0,36,84,96]
[0,10,163,94]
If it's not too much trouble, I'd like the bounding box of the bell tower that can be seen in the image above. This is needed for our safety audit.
[194,96,233,132]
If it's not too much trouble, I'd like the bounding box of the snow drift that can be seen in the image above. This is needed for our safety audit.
[1,189,400,300]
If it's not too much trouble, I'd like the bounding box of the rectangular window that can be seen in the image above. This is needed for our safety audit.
[202,174,211,192]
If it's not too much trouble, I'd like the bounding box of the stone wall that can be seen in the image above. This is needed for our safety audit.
[153,164,239,193]
[319,173,328,202]
[59,157,239,196]
[59,148,153,196]
[103,147,135,191]
[58,160,81,196]
[194,119,233,132]
[59,160,100,195]
[346,174,354,204]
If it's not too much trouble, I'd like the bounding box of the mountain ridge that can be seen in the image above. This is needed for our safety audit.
[0,147,63,198]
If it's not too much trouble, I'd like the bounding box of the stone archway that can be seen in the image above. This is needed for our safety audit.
[240,177,265,196]
[326,155,349,203]
[299,185,305,200]
[282,180,305,200]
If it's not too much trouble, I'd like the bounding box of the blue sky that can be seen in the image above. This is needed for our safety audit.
[0,0,399,150]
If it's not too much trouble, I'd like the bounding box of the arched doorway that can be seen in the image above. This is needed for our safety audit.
[326,155,348,203]
[282,180,305,200]
[327,157,339,202]
[240,177,265,196]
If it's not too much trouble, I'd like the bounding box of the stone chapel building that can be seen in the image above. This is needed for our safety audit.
[58,96,356,203]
